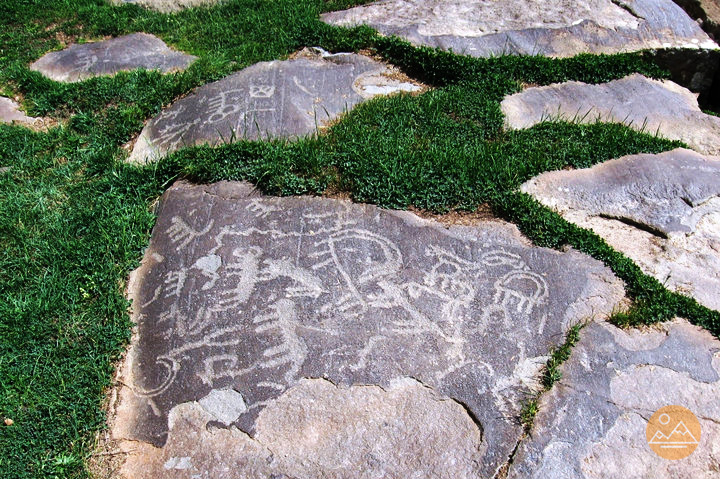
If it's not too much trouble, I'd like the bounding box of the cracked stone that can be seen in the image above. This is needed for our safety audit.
[508,319,720,479]
[118,378,485,478]
[521,148,720,311]
[111,180,625,477]
[30,33,197,83]
[322,0,719,58]
[501,74,720,156]
[127,49,424,163]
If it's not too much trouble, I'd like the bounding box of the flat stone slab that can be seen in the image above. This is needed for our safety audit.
[30,33,196,83]
[110,0,221,12]
[322,0,718,58]
[508,319,720,478]
[501,74,720,156]
[128,49,423,163]
[119,378,485,479]
[0,97,45,128]
[521,148,720,311]
[111,181,625,478]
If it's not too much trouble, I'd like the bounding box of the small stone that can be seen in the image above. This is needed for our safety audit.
[322,0,718,58]
[109,0,222,13]
[30,33,196,83]
[0,97,43,127]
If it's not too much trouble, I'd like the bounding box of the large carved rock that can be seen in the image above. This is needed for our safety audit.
[501,74,720,156]
[30,33,196,83]
[672,0,720,39]
[508,319,720,478]
[322,0,718,58]
[128,50,423,163]
[112,181,625,477]
[521,148,720,311]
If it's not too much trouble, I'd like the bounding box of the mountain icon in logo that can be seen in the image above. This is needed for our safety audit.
[647,405,701,460]
[649,420,699,448]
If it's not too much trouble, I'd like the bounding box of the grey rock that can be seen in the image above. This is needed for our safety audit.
[322,0,718,58]
[128,50,423,163]
[501,74,720,156]
[0,97,44,127]
[508,319,720,479]
[672,0,720,39]
[110,0,223,12]
[521,148,720,311]
[30,33,196,83]
[197,388,246,424]
[112,180,625,477]
[117,378,485,479]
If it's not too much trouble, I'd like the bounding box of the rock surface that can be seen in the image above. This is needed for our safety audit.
[111,0,221,12]
[521,148,720,311]
[112,180,625,478]
[118,378,485,479]
[508,319,720,478]
[0,97,44,127]
[30,33,196,83]
[322,0,718,58]
[501,74,720,156]
[672,0,720,39]
[128,49,423,163]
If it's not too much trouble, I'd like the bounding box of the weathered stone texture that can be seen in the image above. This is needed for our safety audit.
[508,319,720,479]
[672,0,720,39]
[322,0,718,58]
[0,97,44,127]
[111,0,222,12]
[112,180,625,477]
[30,33,196,83]
[118,379,485,479]
[522,148,720,311]
[128,50,423,163]
[501,74,720,156]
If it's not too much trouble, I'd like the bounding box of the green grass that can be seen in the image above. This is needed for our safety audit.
[1,1,719,478]
[519,323,584,428]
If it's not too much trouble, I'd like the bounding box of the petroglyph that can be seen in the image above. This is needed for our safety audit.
[128,49,424,163]
[114,181,625,477]
[0,97,46,128]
